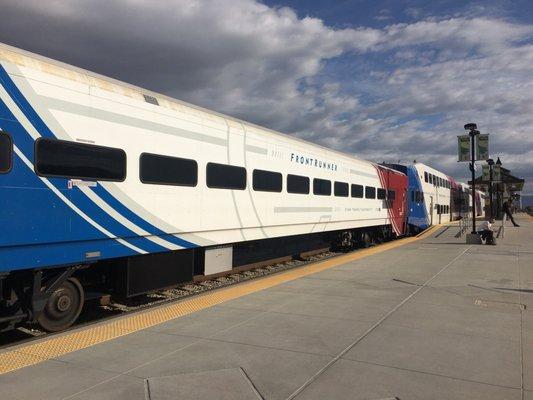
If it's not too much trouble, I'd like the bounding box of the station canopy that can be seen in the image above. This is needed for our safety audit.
[469,166,525,192]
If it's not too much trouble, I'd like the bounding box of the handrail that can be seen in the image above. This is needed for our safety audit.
[499,214,507,238]
[458,215,471,237]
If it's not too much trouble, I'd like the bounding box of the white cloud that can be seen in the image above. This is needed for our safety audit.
[0,0,531,190]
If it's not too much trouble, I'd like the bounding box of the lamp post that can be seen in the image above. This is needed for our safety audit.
[487,158,494,219]
[495,157,502,219]
[464,123,479,234]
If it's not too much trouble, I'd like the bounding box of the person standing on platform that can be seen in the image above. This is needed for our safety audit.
[502,200,520,227]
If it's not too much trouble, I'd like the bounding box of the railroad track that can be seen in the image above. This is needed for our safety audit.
[0,249,344,350]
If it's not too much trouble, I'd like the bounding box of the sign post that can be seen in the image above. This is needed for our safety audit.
[486,159,495,219]
[469,128,478,234]
[460,124,489,235]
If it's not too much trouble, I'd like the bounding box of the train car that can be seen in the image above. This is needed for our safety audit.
[451,182,486,220]
[450,178,469,220]
[0,43,408,332]
[385,162,451,232]
[477,190,486,218]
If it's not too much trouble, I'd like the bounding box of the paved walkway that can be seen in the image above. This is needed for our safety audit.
[1,215,532,400]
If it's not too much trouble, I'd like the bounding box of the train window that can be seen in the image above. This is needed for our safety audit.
[377,188,387,199]
[365,186,376,199]
[424,172,428,183]
[206,162,246,190]
[0,131,13,173]
[351,184,364,198]
[411,191,415,202]
[415,191,420,202]
[313,178,331,196]
[140,153,197,186]
[334,181,349,197]
[253,169,282,192]
[388,190,396,200]
[287,174,310,194]
[35,138,126,181]
[428,174,432,184]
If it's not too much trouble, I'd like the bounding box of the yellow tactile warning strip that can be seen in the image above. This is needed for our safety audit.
[0,224,445,375]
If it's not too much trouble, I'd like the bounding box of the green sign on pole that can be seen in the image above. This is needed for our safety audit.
[457,135,470,162]
[493,165,501,182]
[476,134,489,160]
[482,164,489,181]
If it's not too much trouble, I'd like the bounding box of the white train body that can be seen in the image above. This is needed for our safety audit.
[413,163,452,225]
[0,43,407,274]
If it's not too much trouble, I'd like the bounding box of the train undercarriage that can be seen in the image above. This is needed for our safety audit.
[0,224,397,333]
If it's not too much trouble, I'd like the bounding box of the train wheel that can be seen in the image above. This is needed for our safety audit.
[37,277,84,332]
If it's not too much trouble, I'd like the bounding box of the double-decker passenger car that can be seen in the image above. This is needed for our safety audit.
[0,43,408,331]
[385,162,452,232]
[451,182,486,220]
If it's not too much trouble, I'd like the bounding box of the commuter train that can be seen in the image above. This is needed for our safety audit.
[386,163,485,232]
[0,43,408,332]
[0,43,483,332]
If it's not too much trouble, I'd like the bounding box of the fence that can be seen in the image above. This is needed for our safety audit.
[458,215,471,237]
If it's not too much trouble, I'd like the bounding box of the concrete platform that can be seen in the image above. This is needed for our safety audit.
[1,214,532,400]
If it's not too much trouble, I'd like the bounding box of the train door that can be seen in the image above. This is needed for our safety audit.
[430,196,434,225]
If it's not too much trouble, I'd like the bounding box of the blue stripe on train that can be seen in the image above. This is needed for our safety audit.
[0,97,169,254]
[0,149,142,271]
[92,185,198,248]
[0,64,197,250]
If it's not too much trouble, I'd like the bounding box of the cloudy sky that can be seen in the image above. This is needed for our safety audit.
[1,0,532,193]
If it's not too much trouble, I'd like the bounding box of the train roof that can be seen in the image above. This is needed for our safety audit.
[0,42,402,175]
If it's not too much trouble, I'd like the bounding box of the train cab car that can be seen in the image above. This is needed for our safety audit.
[385,162,451,233]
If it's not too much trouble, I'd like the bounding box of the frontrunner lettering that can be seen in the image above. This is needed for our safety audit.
[290,152,338,171]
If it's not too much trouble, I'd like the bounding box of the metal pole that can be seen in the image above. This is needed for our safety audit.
[488,165,493,219]
[470,130,477,233]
